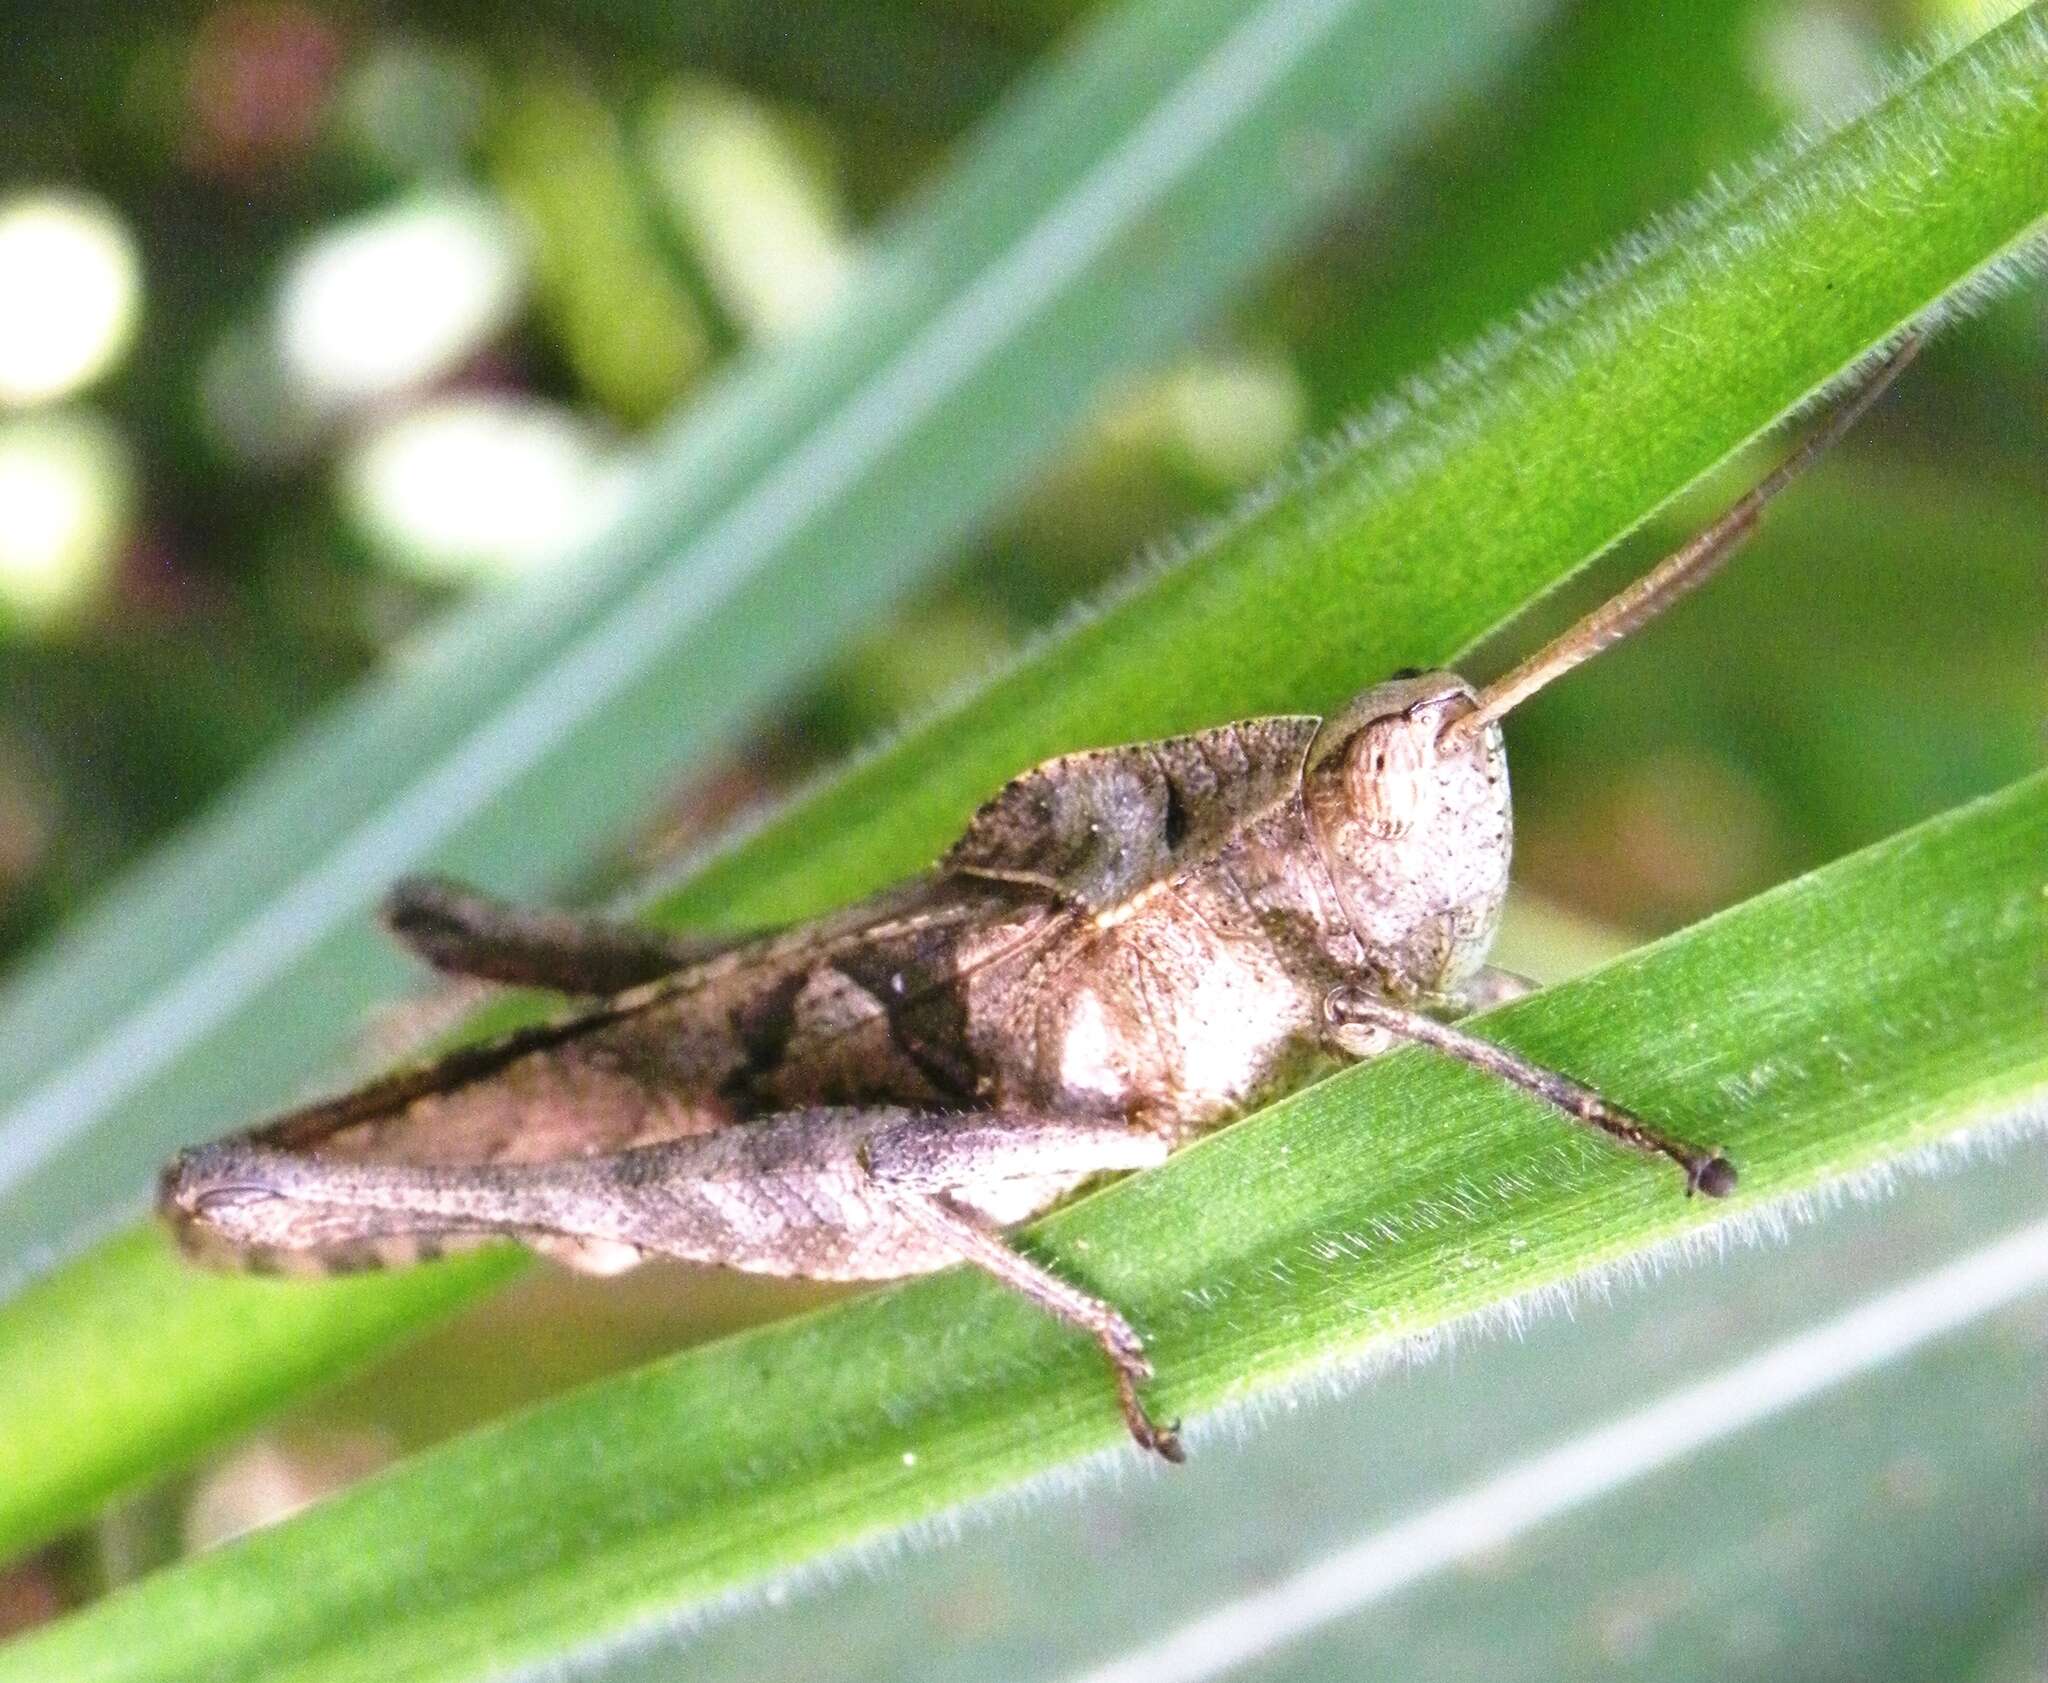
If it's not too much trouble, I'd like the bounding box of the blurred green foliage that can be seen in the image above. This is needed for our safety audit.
[0,0,2038,966]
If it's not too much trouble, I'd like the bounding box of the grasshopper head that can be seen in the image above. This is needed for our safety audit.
[1302,669,1510,997]
[1291,334,1927,1000]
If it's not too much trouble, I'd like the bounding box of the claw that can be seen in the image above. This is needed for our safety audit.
[1132,1412,1187,1464]
[1106,1337,1182,1462]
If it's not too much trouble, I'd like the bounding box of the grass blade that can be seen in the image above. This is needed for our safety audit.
[0,0,1539,1276]
[652,9,2048,932]
[673,1140,2048,1683]
[6,771,2042,1683]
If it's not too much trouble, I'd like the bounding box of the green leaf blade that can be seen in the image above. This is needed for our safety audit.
[7,773,2041,1683]
[663,7,2048,931]
[0,1236,518,1569]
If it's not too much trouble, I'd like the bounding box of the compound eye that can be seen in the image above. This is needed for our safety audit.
[1346,718,1423,837]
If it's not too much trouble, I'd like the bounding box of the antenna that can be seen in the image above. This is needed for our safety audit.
[1441,332,1920,753]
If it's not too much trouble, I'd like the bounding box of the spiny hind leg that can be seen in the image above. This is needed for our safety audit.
[163,1108,1184,1457]
[160,1176,503,1277]
[865,1113,1183,1461]
[876,1182,1183,1463]
[1324,988,1737,1198]
[381,874,728,995]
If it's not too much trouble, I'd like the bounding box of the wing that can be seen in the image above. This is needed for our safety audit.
[381,873,749,995]
[944,716,1321,909]
[163,881,1011,1272]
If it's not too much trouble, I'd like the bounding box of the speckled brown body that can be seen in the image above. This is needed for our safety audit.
[156,669,1727,1464]
[160,332,1903,1454]
[169,676,1510,1283]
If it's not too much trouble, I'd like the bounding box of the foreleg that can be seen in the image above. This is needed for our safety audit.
[1325,987,1736,1197]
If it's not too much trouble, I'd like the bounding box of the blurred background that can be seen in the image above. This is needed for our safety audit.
[0,0,2041,1664]
[1,0,2038,970]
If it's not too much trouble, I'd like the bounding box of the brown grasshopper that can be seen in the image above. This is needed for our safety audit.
[161,340,1915,1460]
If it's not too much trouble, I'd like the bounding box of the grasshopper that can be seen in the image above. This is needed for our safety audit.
[162,340,1915,1460]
